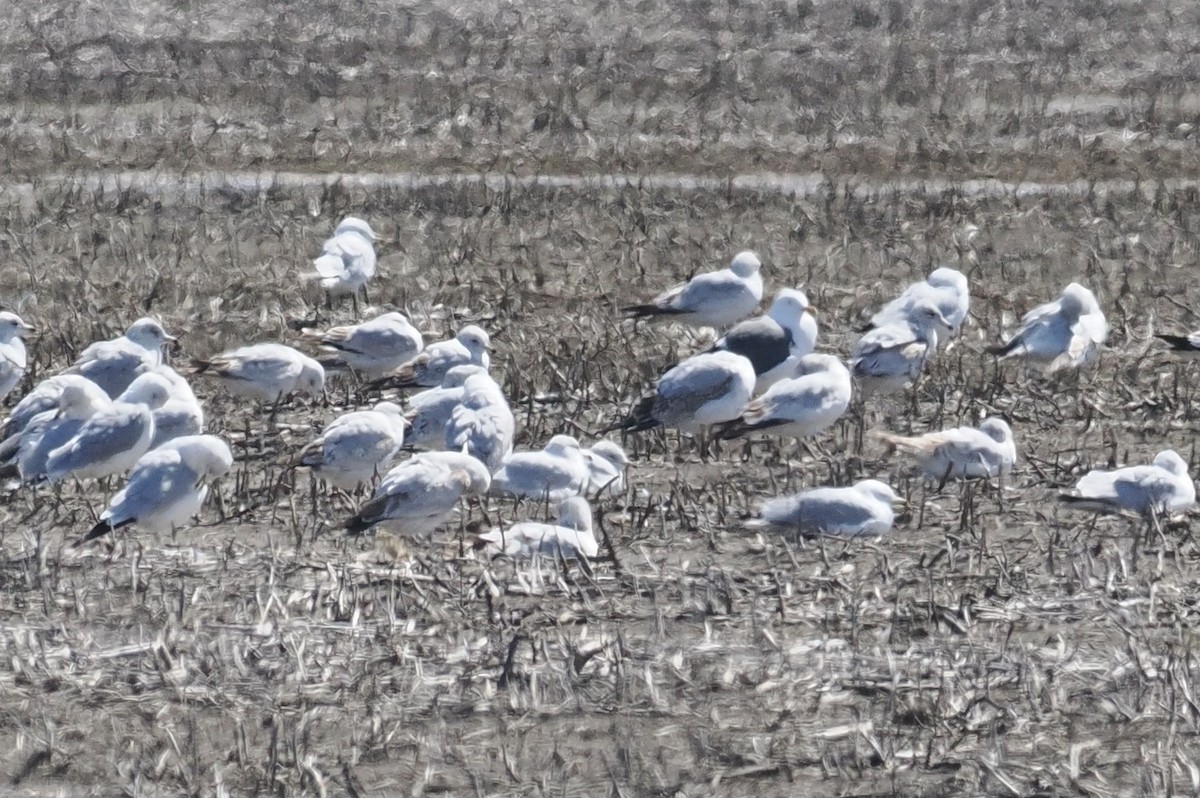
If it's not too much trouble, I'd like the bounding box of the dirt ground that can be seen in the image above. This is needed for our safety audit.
[4,0,1200,796]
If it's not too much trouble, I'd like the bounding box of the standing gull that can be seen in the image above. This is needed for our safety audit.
[80,435,234,542]
[989,282,1108,372]
[706,288,818,394]
[298,401,408,490]
[610,350,755,435]
[623,251,764,329]
[64,317,176,398]
[301,311,424,379]
[386,325,492,389]
[7,378,112,482]
[0,311,35,403]
[477,496,598,560]
[718,354,852,442]
[874,417,1017,482]
[345,450,492,536]
[1059,449,1195,518]
[192,343,325,404]
[869,267,970,336]
[305,216,378,311]
[490,434,590,502]
[444,371,515,472]
[748,479,903,538]
[404,364,488,451]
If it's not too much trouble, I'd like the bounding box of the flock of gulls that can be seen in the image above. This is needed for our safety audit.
[1,214,1198,564]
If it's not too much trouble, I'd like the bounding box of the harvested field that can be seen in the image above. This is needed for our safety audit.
[4,1,1200,796]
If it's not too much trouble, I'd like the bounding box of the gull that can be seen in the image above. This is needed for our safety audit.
[1059,449,1196,518]
[300,311,424,379]
[79,435,234,542]
[583,440,630,496]
[385,325,491,389]
[610,350,755,434]
[874,416,1016,482]
[298,401,408,490]
[142,365,204,448]
[6,377,111,482]
[989,282,1108,371]
[2,374,108,458]
[444,371,515,472]
[851,302,951,395]
[345,450,492,536]
[304,216,378,311]
[0,311,35,403]
[717,354,852,442]
[477,496,598,560]
[490,434,590,502]
[869,267,970,335]
[404,364,488,451]
[45,372,172,483]
[63,317,176,397]
[1156,330,1200,358]
[706,288,819,394]
[191,343,325,404]
[747,479,903,538]
[622,251,764,329]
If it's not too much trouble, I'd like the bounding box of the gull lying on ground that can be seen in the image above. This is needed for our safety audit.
[0,311,35,403]
[718,353,852,442]
[611,350,755,434]
[705,288,818,394]
[444,371,515,472]
[298,401,408,490]
[989,282,1108,372]
[386,325,492,389]
[301,311,424,379]
[477,496,598,560]
[623,251,764,329]
[851,302,951,395]
[64,317,176,397]
[80,435,234,542]
[748,479,903,538]
[305,216,378,310]
[869,267,970,336]
[490,434,590,502]
[345,450,492,536]
[874,416,1016,481]
[45,372,172,483]
[192,343,325,404]
[583,440,630,496]
[404,365,488,451]
[1059,449,1196,518]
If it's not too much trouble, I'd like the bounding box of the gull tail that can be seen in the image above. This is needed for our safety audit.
[78,516,134,544]
[602,395,659,434]
[986,337,1023,358]
[345,496,388,536]
[1157,334,1200,353]
[621,303,681,320]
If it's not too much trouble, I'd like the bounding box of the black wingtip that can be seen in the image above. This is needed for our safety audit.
[78,517,132,544]
[344,515,374,536]
[986,339,1020,357]
[1157,334,1198,351]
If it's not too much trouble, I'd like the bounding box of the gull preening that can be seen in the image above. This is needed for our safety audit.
[1059,449,1196,518]
[3,377,111,482]
[623,251,764,329]
[851,302,951,395]
[298,401,408,490]
[80,435,234,542]
[989,282,1108,372]
[477,496,598,560]
[387,325,492,389]
[612,350,755,434]
[147,365,205,448]
[444,371,515,472]
[869,267,970,335]
[874,417,1016,482]
[305,216,378,310]
[301,311,424,379]
[706,288,818,394]
[717,354,852,442]
[490,434,590,502]
[0,311,35,403]
[345,451,492,536]
[64,317,176,398]
[748,479,902,538]
[404,364,488,451]
[192,343,325,404]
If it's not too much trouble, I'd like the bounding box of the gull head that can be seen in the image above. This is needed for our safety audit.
[118,372,174,410]
[791,353,846,379]
[546,434,582,455]
[927,267,968,295]
[768,288,813,326]
[0,311,35,339]
[299,360,327,399]
[126,318,177,350]
[729,251,762,278]
[457,325,491,357]
[589,440,630,468]
[1059,283,1097,318]
[557,496,594,531]
[1153,449,1189,477]
[441,364,488,387]
[174,435,235,480]
[979,417,1014,445]
[336,216,377,241]
[856,479,903,508]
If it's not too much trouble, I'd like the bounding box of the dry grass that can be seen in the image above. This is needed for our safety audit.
[4,1,1200,796]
